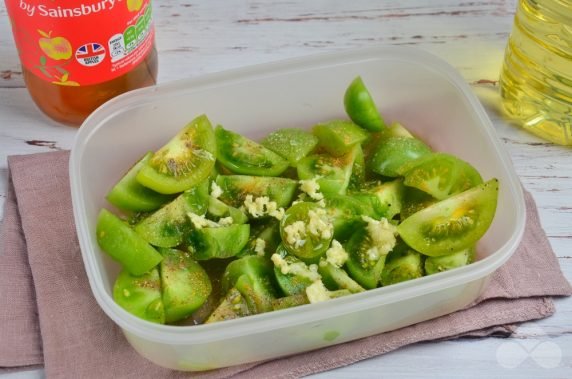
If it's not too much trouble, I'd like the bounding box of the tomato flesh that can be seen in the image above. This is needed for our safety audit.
[397,179,499,257]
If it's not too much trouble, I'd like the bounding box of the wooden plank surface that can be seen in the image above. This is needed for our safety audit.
[1,1,570,377]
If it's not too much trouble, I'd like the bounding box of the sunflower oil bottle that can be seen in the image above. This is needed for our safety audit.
[499,0,572,145]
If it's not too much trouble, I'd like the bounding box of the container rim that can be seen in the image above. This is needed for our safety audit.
[70,45,526,345]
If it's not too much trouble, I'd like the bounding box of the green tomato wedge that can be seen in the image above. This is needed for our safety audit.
[370,136,432,177]
[205,287,251,324]
[344,76,385,132]
[215,125,289,176]
[134,182,209,248]
[187,224,251,260]
[159,248,212,323]
[221,255,277,314]
[312,120,369,157]
[344,226,388,289]
[215,175,298,210]
[113,267,165,324]
[397,178,499,257]
[260,128,319,167]
[318,261,365,293]
[425,246,475,275]
[136,114,217,194]
[106,152,173,212]
[272,244,317,296]
[381,243,424,286]
[280,202,334,263]
[297,145,360,196]
[96,208,163,275]
[398,152,484,200]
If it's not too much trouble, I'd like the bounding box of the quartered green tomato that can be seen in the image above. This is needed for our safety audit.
[187,224,251,260]
[318,261,365,293]
[297,145,360,196]
[113,267,165,324]
[280,202,334,263]
[369,136,432,177]
[134,181,209,248]
[159,248,212,323]
[425,246,475,275]
[344,226,388,289]
[106,152,173,212]
[272,245,315,296]
[380,242,424,286]
[136,114,217,194]
[215,175,297,209]
[96,208,163,276]
[221,255,277,314]
[312,120,369,156]
[397,179,499,257]
[260,128,319,167]
[398,152,483,200]
[215,125,289,176]
[344,76,385,132]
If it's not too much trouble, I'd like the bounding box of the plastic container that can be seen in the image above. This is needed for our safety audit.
[70,46,526,371]
[499,0,572,145]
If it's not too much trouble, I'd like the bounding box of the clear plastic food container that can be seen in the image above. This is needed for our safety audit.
[70,46,525,371]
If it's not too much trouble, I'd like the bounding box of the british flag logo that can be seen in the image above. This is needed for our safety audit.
[75,43,106,67]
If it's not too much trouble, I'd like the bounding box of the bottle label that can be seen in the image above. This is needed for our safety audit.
[6,0,155,86]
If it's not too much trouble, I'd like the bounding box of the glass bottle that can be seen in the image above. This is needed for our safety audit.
[6,0,158,126]
[499,0,572,145]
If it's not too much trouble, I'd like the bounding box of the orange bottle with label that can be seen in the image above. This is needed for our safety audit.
[6,0,158,126]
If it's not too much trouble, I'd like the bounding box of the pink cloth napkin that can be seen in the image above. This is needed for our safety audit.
[1,151,571,378]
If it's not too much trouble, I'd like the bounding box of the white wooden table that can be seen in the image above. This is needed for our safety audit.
[1,1,570,377]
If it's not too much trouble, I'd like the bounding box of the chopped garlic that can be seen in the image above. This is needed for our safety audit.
[218,216,234,226]
[188,212,219,229]
[254,238,266,256]
[210,181,223,199]
[243,195,284,220]
[306,280,331,303]
[300,178,324,201]
[361,216,398,259]
[326,240,349,268]
[307,208,333,240]
[270,253,322,282]
[284,221,307,248]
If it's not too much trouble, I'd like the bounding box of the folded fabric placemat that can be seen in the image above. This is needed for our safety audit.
[1,151,571,378]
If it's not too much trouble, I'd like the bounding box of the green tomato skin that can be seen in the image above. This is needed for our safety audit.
[106,151,173,212]
[260,128,319,167]
[113,267,165,324]
[399,152,483,200]
[344,227,388,290]
[425,246,475,275]
[370,136,432,178]
[344,76,385,132]
[159,248,212,323]
[96,209,163,276]
[312,120,369,157]
[222,256,277,314]
[215,125,289,177]
[318,261,365,293]
[381,246,424,286]
[188,224,251,260]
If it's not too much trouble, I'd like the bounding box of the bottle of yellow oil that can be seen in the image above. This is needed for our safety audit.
[499,0,572,145]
